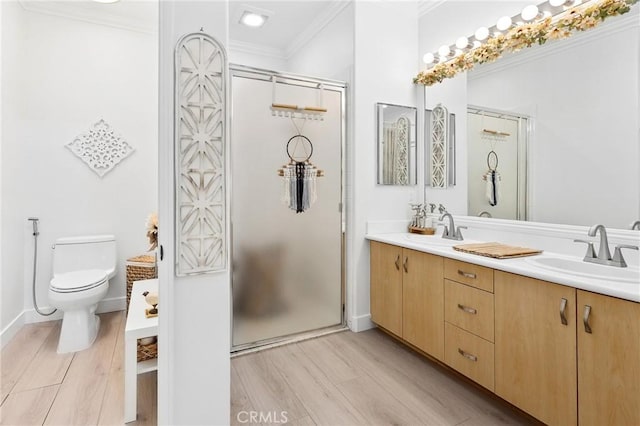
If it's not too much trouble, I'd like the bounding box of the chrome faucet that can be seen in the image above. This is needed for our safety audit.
[631,220,640,230]
[438,212,466,241]
[438,204,447,214]
[575,224,639,268]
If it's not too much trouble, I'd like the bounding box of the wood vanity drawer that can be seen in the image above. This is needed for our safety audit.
[445,322,495,392]
[445,279,494,342]
[444,259,494,292]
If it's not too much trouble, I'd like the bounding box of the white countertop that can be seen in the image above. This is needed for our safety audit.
[366,233,640,303]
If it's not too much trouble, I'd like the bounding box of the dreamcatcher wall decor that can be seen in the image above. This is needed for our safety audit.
[277,135,324,213]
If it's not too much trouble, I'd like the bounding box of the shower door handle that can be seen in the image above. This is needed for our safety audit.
[159,245,164,261]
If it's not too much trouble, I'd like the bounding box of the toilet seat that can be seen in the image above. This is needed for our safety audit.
[50,269,108,293]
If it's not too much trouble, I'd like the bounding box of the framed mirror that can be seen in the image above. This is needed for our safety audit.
[376,103,417,185]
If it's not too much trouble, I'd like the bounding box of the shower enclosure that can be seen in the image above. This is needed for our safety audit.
[230,66,345,351]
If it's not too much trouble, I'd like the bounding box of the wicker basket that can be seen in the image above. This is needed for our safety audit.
[126,254,158,362]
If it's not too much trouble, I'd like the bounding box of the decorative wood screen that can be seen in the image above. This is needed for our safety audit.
[175,32,227,276]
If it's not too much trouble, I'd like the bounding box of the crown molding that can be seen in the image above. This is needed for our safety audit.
[17,0,157,35]
[284,0,352,60]
[418,0,448,17]
[228,40,287,61]
[468,12,639,81]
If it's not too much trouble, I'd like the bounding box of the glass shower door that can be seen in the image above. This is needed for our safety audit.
[230,68,344,350]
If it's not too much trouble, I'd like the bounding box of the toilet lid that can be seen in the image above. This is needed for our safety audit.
[50,269,108,292]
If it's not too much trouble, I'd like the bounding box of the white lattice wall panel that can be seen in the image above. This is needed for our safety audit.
[175,32,227,275]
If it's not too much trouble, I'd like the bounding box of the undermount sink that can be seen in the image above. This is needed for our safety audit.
[525,256,640,284]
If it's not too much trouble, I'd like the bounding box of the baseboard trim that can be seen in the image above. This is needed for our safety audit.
[1,311,25,349]
[349,313,375,332]
[24,296,126,324]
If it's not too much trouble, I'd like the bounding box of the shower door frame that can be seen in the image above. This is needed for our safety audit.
[229,64,347,353]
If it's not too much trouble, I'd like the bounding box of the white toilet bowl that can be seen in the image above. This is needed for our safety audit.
[49,269,110,353]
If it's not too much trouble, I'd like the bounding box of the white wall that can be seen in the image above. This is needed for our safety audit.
[0,2,158,334]
[286,3,354,81]
[158,2,229,424]
[350,1,419,330]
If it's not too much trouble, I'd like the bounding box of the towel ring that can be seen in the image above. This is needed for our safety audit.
[287,134,313,162]
[487,150,498,171]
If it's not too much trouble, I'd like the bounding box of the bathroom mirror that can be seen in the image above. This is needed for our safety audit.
[376,103,417,185]
[423,6,639,229]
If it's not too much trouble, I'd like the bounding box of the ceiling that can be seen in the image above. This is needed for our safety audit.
[18,0,343,58]
[229,0,346,59]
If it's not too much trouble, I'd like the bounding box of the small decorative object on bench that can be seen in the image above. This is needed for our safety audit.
[143,291,158,318]
[453,242,542,259]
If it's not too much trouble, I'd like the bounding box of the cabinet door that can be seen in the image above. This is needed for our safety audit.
[402,249,444,360]
[495,271,577,426]
[577,290,640,426]
[370,241,403,336]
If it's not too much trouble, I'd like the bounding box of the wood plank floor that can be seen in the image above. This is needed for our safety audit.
[232,329,540,426]
[0,311,156,426]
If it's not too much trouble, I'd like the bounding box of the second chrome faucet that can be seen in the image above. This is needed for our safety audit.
[439,212,466,241]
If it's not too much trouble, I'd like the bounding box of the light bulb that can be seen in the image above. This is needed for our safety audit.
[496,16,512,31]
[549,0,567,6]
[456,36,469,49]
[475,26,489,41]
[473,40,482,48]
[438,45,451,57]
[423,52,435,64]
[521,5,539,21]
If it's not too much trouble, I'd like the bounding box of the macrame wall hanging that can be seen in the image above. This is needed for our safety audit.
[271,76,326,214]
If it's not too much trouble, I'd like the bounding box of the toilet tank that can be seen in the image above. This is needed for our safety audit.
[53,235,117,278]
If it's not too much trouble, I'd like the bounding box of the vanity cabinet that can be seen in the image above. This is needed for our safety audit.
[494,271,577,426]
[577,290,640,426]
[369,241,640,426]
[369,241,444,360]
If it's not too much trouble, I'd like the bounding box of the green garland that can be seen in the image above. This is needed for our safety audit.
[414,0,638,86]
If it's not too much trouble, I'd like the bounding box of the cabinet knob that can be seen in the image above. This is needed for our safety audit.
[583,305,592,334]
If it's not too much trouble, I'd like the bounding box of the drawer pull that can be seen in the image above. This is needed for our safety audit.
[458,270,477,279]
[403,257,409,273]
[560,298,568,326]
[394,255,400,271]
[458,348,478,362]
[457,304,477,315]
[583,305,592,334]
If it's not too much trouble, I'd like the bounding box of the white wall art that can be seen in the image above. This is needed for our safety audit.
[65,119,135,177]
[429,103,449,188]
[175,32,227,276]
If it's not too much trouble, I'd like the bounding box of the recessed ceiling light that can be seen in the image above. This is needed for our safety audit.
[240,11,267,27]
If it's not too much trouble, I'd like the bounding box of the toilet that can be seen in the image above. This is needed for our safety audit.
[49,235,116,354]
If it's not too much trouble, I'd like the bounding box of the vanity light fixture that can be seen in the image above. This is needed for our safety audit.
[418,0,631,73]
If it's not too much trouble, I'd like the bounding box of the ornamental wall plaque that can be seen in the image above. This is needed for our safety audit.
[429,104,449,188]
[65,119,134,177]
[174,32,227,276]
